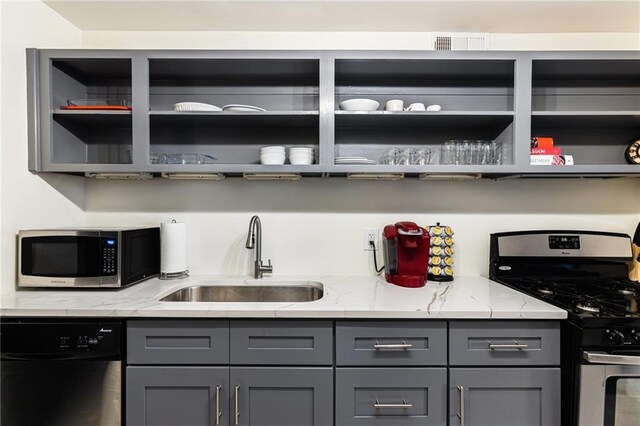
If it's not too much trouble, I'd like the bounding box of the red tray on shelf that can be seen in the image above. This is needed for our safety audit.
[61,105,132,110]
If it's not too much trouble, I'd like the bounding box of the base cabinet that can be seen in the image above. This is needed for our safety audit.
[231,367,333,426]
[126,366,332,426]
[335,368,447,426]
[449,368,561,426]
[126,366,229,426]
[125,320,561,426]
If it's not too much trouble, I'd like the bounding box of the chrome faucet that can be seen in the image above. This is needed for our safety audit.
[245,215,273,279]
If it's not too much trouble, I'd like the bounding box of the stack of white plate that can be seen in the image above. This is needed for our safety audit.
[174,102,222,112]
[260,146,286,165]
[335,156,376,165]
[289,146,315,165]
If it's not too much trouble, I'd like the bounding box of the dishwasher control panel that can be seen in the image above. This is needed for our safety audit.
[1,321,122,360]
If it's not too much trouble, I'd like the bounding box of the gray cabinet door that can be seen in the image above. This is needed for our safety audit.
[449,368,561,426]
[230,367,333,426]
[230,320,332,365]
[335,367,447,425]
[128,320,230,365]
[126,366,229,426]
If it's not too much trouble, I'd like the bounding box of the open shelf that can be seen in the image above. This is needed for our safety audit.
[149,58,319,113]
[335,111,513,131]
[149,111,319,128]
[532,59,640,112]
[531,112,639,166]
[52,112,132,164]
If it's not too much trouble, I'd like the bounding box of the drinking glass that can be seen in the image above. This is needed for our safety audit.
[441,142,456,165]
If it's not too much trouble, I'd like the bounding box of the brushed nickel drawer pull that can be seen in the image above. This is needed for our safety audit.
[487,340,529,350]
[374,341,412,350]
[374,399,413,408]
[215,385,222,426]
[457,386,465,425]
[234,385,240,425]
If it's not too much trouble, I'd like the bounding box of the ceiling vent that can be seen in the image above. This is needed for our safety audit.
[434,34,489,51]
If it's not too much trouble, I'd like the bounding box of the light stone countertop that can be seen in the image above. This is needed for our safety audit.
[0,275,566,319]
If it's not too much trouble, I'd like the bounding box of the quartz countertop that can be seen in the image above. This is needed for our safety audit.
[0,275,566,319]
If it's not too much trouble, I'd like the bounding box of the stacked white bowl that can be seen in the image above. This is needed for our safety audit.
[288,146,315,165]
[260,146,286,165]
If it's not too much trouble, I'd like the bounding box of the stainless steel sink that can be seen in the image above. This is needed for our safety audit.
[160,281,323,303]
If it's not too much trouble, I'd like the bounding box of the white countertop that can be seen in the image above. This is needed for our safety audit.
[0,275,566,319]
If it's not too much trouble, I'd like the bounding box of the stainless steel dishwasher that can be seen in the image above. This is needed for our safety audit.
[1,320,123,426]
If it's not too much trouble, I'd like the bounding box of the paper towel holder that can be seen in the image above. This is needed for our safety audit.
[160,219,190,280]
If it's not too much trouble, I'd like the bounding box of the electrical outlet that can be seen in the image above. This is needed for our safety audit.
[363,228,379,251]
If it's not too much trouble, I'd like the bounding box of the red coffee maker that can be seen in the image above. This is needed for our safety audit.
[382,221,430,288]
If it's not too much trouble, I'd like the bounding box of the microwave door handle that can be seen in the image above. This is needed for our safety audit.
[583,351,640,366]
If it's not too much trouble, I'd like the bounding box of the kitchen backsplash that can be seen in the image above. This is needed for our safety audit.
[83,178,640,278]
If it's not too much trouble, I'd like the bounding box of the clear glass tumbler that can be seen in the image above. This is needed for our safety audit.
[441,142,456,165]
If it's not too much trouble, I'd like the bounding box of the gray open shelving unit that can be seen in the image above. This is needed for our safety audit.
[27,49,640,178]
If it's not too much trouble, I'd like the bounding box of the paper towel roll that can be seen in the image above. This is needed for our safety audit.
[161,221,188,277]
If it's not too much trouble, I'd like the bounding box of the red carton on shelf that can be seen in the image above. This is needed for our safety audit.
[531,137,555,149]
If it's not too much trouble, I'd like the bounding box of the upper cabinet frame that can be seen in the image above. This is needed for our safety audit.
[27,49,640,178]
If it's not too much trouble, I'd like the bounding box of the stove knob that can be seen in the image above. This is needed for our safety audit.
[632,330,640,343]
[608,330,625,345]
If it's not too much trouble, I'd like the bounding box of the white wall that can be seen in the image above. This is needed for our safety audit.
[0,0,84,294]
[84,178,640,278]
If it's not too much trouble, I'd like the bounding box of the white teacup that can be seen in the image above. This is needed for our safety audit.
[385,99,404,111]
[405,103,426,111]
[426,104,442,112]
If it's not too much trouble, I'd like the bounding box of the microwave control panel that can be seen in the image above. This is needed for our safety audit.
[101,236,118,275]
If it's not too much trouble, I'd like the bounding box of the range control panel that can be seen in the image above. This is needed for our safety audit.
[549,235,580,250]
[583,326,640,347]
[0,322,121,359]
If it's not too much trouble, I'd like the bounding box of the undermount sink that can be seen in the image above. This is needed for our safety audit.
[160,281,324,303]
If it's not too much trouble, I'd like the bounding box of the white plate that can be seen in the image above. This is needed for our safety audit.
[174,102,222,112]
[222,104,267,112]
[335,158,376,165]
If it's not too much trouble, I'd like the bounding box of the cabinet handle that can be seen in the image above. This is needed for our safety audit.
[373,341,412,350]
[487,340,529,350]
[215,385,222,426]
[234,385,240,425]
[457,386,465,425]
[373,399,413,408]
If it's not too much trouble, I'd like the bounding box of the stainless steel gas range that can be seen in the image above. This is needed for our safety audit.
[490,230,640,426]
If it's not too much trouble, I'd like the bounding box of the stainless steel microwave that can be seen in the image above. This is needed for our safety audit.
[18,228,160,288]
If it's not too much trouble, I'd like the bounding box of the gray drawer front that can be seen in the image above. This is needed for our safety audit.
[449,321,560,366]
[127,320,229,365]
[336,321,447,366]
[336,368,447,426]
[230,320,333,365]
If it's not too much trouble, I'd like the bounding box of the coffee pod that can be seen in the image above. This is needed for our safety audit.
[430,226,444,236]
[430,256,442,266]
[444,246,454,256]
[429,266,442,275]
[443,266,453,276]
[445,236,454,246]
[444,256,453,266]
[432,236,443,246]
[432,246,443,256]
[445,226,454,236]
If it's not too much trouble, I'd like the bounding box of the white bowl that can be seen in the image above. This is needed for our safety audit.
[289,158,313,164]
[260,153,286,160]
[339,98,380,111]
[289,153,314,159]
[260,156,286,165]
[261,146,285,151]
[289,149,314,154]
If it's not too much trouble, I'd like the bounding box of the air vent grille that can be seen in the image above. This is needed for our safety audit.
[434,35,488,51]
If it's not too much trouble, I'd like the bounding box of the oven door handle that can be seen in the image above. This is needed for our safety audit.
[583,351,640,366]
